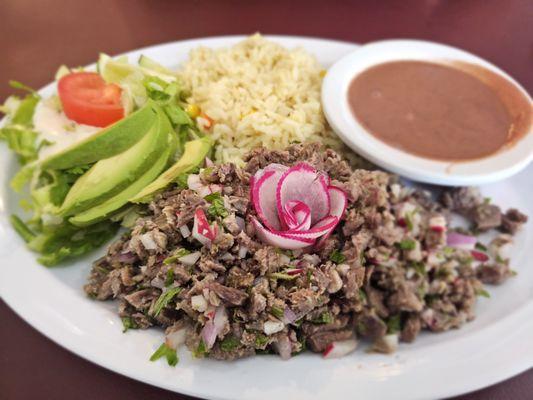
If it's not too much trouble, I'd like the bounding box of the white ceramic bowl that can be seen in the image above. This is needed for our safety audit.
[322,39,533,186]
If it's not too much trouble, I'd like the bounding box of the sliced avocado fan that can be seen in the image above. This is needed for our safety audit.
[130,136,212,203]
[59,104,170,216]
[69,121,177,226]
[41,102,157,170]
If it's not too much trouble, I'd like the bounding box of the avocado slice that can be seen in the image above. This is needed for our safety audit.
[60,105,171,216]
[69,142,173,226]
[130,136,212,203]
[41,102,157,170]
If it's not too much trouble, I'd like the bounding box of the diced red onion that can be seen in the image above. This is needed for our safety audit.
[201,306,227,349]
[204,157,214,167]
[273,336,292,360]
[282,307,297,324]
[117,251,137,263]
[235,216,245,232]
[446,232,477,250]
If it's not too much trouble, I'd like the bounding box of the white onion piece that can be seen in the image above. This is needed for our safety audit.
[179,224,191,238]
[178,251,201,266]
[238,245,248,259]
[140,233,157,250]
[323,338,357,359]
[165,328,187,350]
[264,320,285,335]
[191,295,208,312]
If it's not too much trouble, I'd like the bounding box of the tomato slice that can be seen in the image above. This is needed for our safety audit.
[58,72,124,127]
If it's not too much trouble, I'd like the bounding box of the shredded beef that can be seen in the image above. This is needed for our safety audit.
[85,143,526,361]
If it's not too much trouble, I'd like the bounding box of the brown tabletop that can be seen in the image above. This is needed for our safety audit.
[1,1,532,399]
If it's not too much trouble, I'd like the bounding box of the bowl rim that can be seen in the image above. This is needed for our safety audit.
[321,39,533,186]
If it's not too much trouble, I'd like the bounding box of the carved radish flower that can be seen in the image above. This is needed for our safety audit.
[250,162,347,249]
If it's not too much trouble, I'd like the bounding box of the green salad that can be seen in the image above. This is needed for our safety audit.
[0,54,212,266]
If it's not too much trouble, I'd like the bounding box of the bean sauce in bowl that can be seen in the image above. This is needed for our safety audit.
[322,40,533,185]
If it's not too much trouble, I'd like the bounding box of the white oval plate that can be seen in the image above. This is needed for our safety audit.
[322,39,533,186]
[1,36,532,400]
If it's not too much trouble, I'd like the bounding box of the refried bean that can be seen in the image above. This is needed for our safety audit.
[347,61,532,160]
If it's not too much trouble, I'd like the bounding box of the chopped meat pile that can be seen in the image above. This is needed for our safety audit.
[84,143,527,361]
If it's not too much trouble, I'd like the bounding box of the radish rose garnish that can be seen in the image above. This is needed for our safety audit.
[251,162,347,250]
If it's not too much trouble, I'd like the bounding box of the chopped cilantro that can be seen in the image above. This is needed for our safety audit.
[152,287,182,317]
[149,343,178,366]
[293,318,303,328]
[358,289,368,303]
[398,239,416,250]
[270,306,285,319]
[475,242,488,252]
[312,311,333,325]
[329,249,346,264]
[163,248,191,264]
[476,288,491,298]
[165,269,175,287]
[386,314,402,334]
[204,192,228,218]
[404,212,414,231]
[483,197,492,205]
[443,246,455,256]
[410,262,427,277]
[220,335,240,352]
[121,316,138,333]
[192,339,208,358]
[269,272,297,281]
[254,334,269,348]
[175,173,189,189]
[495,254,507,264]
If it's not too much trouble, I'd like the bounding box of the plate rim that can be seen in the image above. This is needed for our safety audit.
[1,34,532,400]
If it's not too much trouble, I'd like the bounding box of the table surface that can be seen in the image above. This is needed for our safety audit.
[0,0,532,399]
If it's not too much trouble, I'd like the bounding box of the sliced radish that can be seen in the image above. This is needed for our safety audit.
[323,338,357,359]
[471,250,489,262]
[192,208,217,245]
[315,186,347,248]
[281,200,311,231]
[277,163,330,225]
[253,169,285,230]
[252,217,314,250]
[447,232,477,250]
[285,268,304,276]
[287,215,338,238]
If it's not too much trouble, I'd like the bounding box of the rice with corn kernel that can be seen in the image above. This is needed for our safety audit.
[178,34,346,164]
